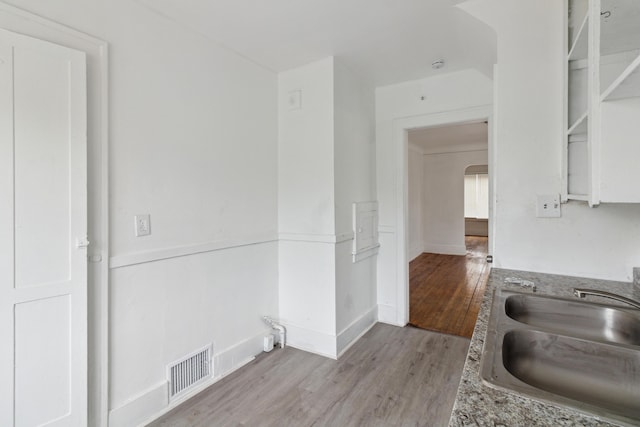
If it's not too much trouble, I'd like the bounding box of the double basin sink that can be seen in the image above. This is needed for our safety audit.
[480,289,640,426]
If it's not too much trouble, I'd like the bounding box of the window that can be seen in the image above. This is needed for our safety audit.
[464,173,488,219]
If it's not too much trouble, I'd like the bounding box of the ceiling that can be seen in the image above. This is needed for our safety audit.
[408,121,488,154]
[135,0,496,87]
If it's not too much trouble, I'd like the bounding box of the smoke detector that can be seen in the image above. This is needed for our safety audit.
[432,59,445,70]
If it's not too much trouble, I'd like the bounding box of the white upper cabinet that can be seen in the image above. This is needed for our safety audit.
[564,0,640,205]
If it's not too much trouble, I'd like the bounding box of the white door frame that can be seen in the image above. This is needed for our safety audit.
[0,3,110,426]
[393,104,494,325]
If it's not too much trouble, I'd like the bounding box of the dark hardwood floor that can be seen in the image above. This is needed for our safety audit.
[409,236,490,338]
[148,323,469,427]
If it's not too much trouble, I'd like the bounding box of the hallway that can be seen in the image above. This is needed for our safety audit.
[409,236,490,338]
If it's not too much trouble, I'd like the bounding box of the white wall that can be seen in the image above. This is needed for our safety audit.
[108,9,279,423]
[375,69,493,324]
[278,58,335,236]
[278,57,377,358]
[422,150,488,255]
[108,244,278,426]
[278,58,337,357]
[407,144,424,261]
[461,0,640,281]
[1,1,279,426]
[333,60,377,352]
[106,7,279,423]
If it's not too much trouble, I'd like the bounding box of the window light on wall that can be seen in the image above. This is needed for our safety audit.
[464,173,489,219]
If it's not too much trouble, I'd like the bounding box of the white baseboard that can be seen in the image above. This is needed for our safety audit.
[423,243,466,256]
[283,322,338,359]
[108,381,167,427]
[377,303,404,326]
[110,313,381,427]
[109,330,269,427]
[408,245,424,262]
[337,306,378,357]
[284,306,378,360]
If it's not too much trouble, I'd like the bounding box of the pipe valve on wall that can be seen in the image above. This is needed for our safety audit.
[262,316,286,349]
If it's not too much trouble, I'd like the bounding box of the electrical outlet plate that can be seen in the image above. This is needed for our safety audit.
[135,214,151,236]
[536,195,561,218]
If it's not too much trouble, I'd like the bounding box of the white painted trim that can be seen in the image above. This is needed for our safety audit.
[133,359,256,427]
[408,248,423,262]
[393,105,494,326]
[110,329,269,427]
[278,232,354,244]
[282,322,338,359]
[418,141,489,156]
[377,304,405,326]
[213,329,268,379]
[336,306,378,357]
[422,243,466,256]
[336,232,355,242]
[352,244,380,262]
[0,6,110,426]
[0,2,105,45]
[111,232,360,269]
[109,234,278,269]
[489,66,498,260]
[108,381,167,427]
[378,225,395,234]
[99,42,110,427]
[351,201,379,262]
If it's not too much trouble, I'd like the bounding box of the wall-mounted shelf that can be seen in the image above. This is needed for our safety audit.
[568,60,588,127]
[568,111,588,134]
[567,131,588,197]
[601,52,640,101]
[564,0,640,205]
[569,14,589,60]
[569,0,589,49]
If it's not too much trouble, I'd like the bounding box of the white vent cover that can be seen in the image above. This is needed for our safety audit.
[167,345,212,401]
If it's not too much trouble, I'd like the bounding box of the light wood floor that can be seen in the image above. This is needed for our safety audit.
[409,236,489,338]
[148,323,470,427]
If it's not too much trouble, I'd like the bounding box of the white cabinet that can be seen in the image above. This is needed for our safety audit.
[564,0,640,205]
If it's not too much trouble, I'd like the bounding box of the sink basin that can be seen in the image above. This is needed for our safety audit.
[503,330,640,419]
[481,289,640,426]
[505,293,640,345]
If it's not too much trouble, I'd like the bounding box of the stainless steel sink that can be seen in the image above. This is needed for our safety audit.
[503,330,640,418]
[505,293,640,345]
[481,289,640,426]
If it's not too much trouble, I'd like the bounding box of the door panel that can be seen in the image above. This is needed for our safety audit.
[0,28,87,427]
[14,44,72,289]
[15,295,71,427]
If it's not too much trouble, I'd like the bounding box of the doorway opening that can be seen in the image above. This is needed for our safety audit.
[406,121,491,337]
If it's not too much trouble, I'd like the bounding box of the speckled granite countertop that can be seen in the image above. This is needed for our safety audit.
[448,268,639,427]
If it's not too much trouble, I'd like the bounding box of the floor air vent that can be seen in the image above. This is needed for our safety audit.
[167,345,212,401]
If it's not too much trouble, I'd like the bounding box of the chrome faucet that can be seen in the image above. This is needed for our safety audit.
[573,288,640,310]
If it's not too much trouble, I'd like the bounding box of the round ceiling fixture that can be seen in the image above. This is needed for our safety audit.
[432,59,445,70]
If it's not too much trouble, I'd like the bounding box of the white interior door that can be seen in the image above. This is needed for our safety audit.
[0,28,87,427]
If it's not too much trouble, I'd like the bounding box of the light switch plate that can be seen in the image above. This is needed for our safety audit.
[536,195,561,218]
[135,214,151,236]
